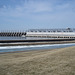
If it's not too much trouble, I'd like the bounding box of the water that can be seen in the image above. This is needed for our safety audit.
[0,36,59,40]
[0,36,26,40]
[0,43,75,53]
[0,37,75,53]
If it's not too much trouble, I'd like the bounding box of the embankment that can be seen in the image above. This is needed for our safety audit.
[0,38,75,46]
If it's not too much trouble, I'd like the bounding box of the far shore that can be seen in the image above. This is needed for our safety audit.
[0,40,75,46]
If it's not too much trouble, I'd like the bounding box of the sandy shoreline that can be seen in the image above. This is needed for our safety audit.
[0,46,75,75]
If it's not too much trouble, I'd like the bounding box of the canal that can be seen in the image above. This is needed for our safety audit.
[0,43,75,53]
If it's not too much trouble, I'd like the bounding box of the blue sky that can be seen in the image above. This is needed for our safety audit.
[0,0,75,31]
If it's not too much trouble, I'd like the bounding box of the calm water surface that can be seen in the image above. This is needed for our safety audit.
[0,36,59,40]
[0,37,75,53]
[0,43,75,53]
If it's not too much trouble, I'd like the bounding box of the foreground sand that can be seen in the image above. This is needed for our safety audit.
[0,46,75,75]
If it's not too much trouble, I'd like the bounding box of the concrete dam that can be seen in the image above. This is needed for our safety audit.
[0,28,75,44]
[0,28,75,39]
[0,31,26,37]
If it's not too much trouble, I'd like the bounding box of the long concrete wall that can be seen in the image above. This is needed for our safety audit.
[0,31,75,39]
[26,32,75,38]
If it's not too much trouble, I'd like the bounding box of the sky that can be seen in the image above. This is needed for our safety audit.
[0,0,75,31]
